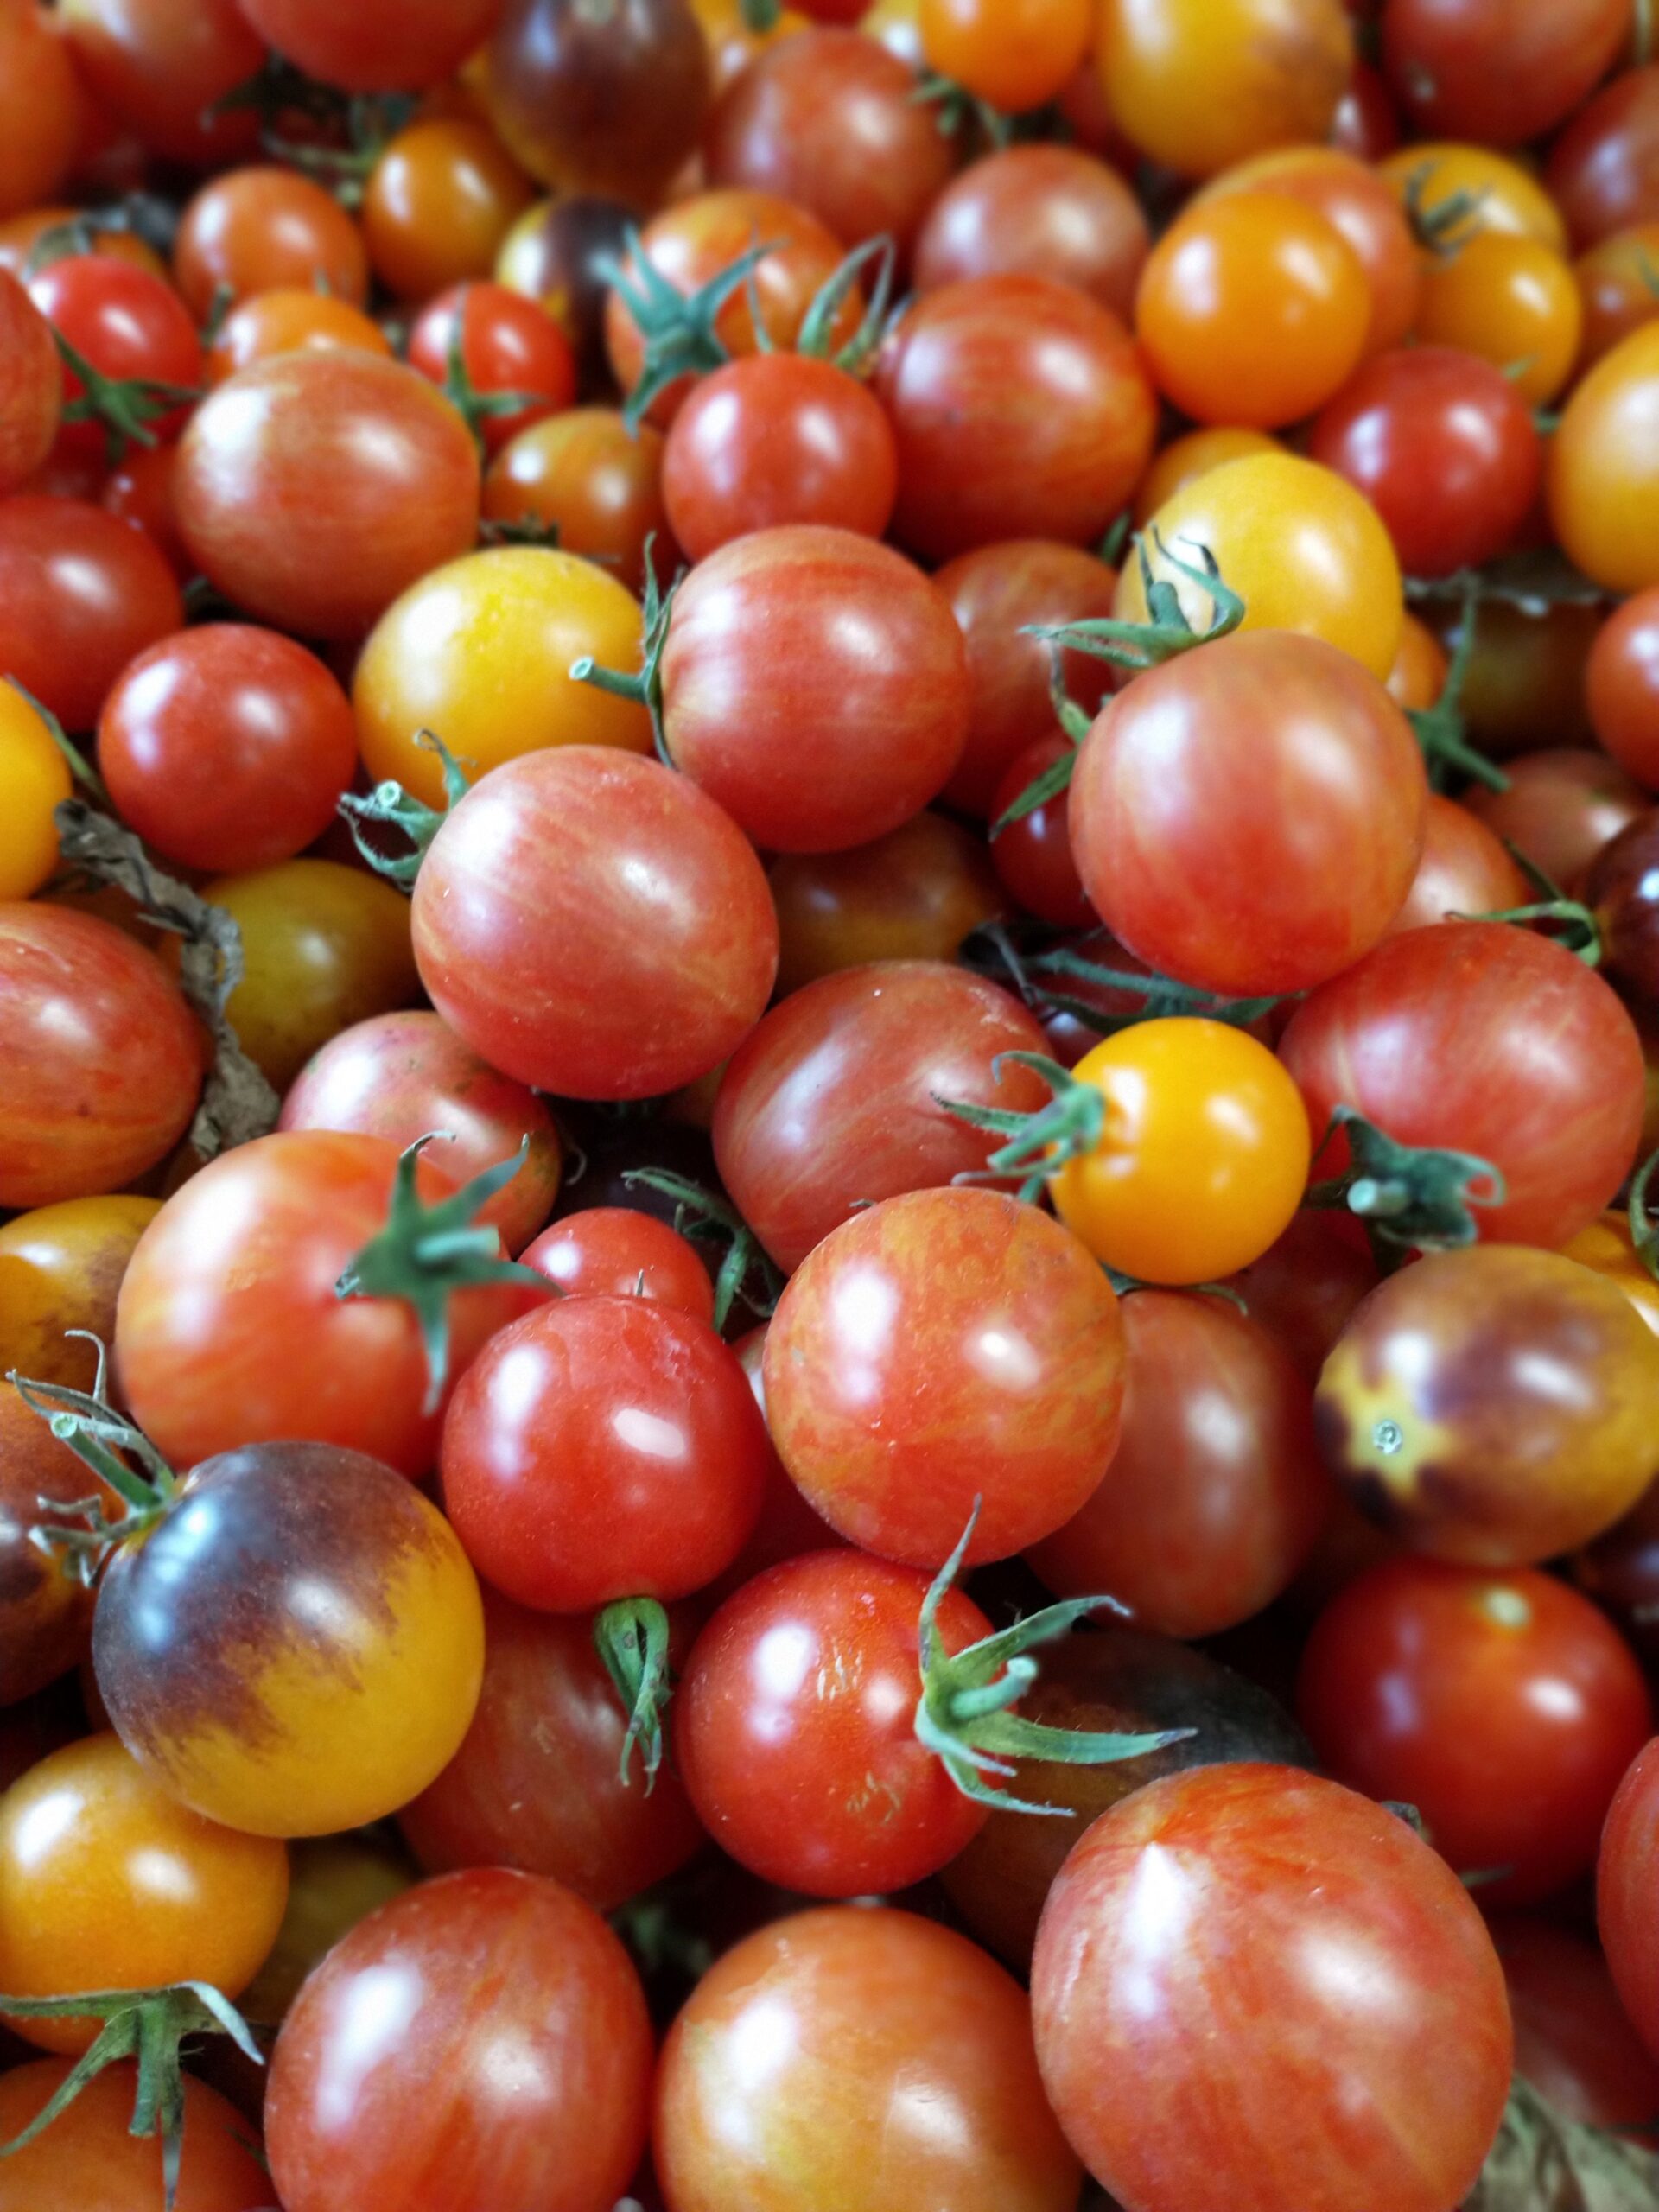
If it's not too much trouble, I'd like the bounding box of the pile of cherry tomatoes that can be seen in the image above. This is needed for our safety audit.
[9,0,1659,2208]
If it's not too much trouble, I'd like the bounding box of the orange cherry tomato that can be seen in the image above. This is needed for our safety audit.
[919,0,1094,114]
[362,117,535,303]
[206,288,392,384]
[1414,233,1582,405]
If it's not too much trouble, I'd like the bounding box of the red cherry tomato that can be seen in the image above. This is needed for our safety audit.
[519,1207,714,1323]
[1599,1737,1659,2062]
[173,166,370,319]
[407,281,578,457]
[238,0,500,92]
[1387,793,1532,936]
[912,145,1149,320]
[0,494,182,732]
[1464,744,1648,891]
[1588,583,1659,787]
[988,733,1096,928]
[26,254,202,462]
[1382,0,1628,146]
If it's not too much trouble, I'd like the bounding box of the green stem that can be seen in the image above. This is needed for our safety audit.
[569,543,677,760]
[3,1349,178,1578]
[594,1597,673,1789]
[1630,1145,1659,1284]
[337,729,471,887]
[602,231,780,430]
[1407,585,1510,794]
[936,1050,1103,1203]
[618,1168,781,1328]
[1027,531,1245,674]
[53,329,200,469]
[1305,1107,1506,1253]
[1452,898,1602,964]
[5,677,106,801]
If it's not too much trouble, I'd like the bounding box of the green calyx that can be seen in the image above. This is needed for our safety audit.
[594,1596,674,1790]
[619,1168,782,1329]
[0,1982,261,2212]
[964,921,1288,1041]
[7,1338,179,1577]
[338,728,471,887]
[1024,530,1246,678]
[22,194,175,280]
[793,235,898,376]
[1630,1146,1659,1287]
[569,549,677,760]
[334,1136,551,1413]
[1405,585,1510,794]
[601,228,780,432]
[910,72,1015,149]
[740,0,781,28]
[259,92,417,207]
[439,319,551,456]
[914,1506,1190,1817]
[1401,161,1489,261]
[988,658,1096,839]
[938,1050,1105,1204]
[1306,1106,1506,1255]
[1453,897,1602,964]
[54,329,200,470]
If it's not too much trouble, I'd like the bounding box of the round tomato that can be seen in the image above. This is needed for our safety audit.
[0,1192,160,1388]
[519,1208,713,1321]
[1587,808,1659,1000]
[0,2059,268,2212]
[0,5,81,221]
[58,0,263,168]
[1227,1208,1381,1382]
[912,144,1149,320]
[1388,793,1531,935]
[918,0,1092,113]
[0,495,182,733]
[1132,426,1282,526]
[408,281,578,457]
[483,407,676,597]
[1413,232,1583,408]
[362,118,534,302]
[1382,0,1626,145]
[487,0,709,203]
[0,270,60,494]
[26,254,202,463]
[1576,220,1659,368]
[989,734,1095,928]
[205,288,391,384]
[173,166,369,319]
[1550,322,1659,592]
[1588,583,1659,786]
[1547,62,1659,249]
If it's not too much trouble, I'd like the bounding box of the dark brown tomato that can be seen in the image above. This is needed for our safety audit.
[1386,792,1532,935]
[712,961,1052,1272]
[1382,0,1629,147]
[0,496,183,733]
[1465,746,1648,892]
[875,276,1158,561]
[1586,805,1659,1002]
[398,1589,705,1910]
[173,351,480,641]
[768,812,1005,995]
[703,28,958,262]
[934,537,1119,816]
[1547,65,1659,251]
[494,193,635,390]
[657,525,969,852]
[912,144,1150,320]
[1428,598,1600,759]
[942,1626,1313,1970]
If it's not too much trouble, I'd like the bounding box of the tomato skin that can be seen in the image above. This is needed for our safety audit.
[655,1905,1082,2212]
[0,1192,160,1389]
[1387,792,1531,935]
[1309,346,1542,580]
[495,193,634,387]
[1132,426,1281,526]
[241,0,499,90]
[58,0,260,167]
[1414,233,1583,409]
[100,439,188,575]
[0,495,183,733]
[1589,584,1659,785]
[763,1186,1126,1569]
[713,961,1051,1271]
[1465,744,1646,889]
[0,2059,269,2212]
[0,678,72,902]
[1070,630,1427,997]
[1031,1765,1512,2212]
[207,289,391,385]
[662,354,898,560]
[1279,921,1646,1250]
[399,1589,706,1909]
[1299,1559,1653,1905]
[1097,0,1351,178]
[411,747,779,1101]
[1576,220,1659,368]
[27,255,203,461]
[1135,193,1371,430]
[0,7,81,221]
[913,145,1149,321]
[1493,1916,1659,2131]
[0,271,60,495]
[1562,1211,1659,1341]
[519,1209,713,1322]
[279,1010,561,1256]
[1028,1291,1330,1639]
[875,276,1157,560]
[989,734,1094,928]
[658,527,969,851]
[704,29,958,261]
[0,1388,102,1706]
[441,1295,770,1612]
[267,1867,652,2212]
[918,0,1090,111]
[935,537,1119,817]
[1550,322,1659,593]
[99,625,357,875]
[1314,1243,1659,1567]
[675,1549,991,1897]
[363,118,535,302]
[173,167,369,319]
[1227,1207,1380,1382]
[408,281,578,456]
[769,811,1004,993]
[0,904,200,1210]
[1547,65,1659,251]
[355,546,652,808]
[1386,613,1448,713]
[1382,0,1628,146]
[1379,140,1568,251]
[174,351,480,641]
[484,408,676,598]
[1599,1737,1659,2062]
[0,1732,289,2053]
[1587,809,1659,1000]
[115,1130,534,1480]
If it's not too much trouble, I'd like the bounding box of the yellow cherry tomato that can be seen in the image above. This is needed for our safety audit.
[0,681,72,901]
[0,1194,161,1389]
[353,545,652,810]
[1560,1213,1659,1339]
[1049,1019,1312,1284]
[1132,427,1283,527]
[1414,232,1582,406]
[204,859,420,1092]
[1119,453,1404,682]
[1549,321,1659,594]
[1376,143,1568,254]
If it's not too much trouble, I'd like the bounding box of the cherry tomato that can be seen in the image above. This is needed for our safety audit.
[26,253,201,463]
[205,289,391,384]
[1388,792,1531,934]
[663,353,898,560]
[1493,1915,1659,2131]
[1562,1211,1659,1339]
[1589,584,1659,785]
[355,546,652,810]
[1586,806,1659,1000]
[173,167,369,320]
[704,28,958,261]
[712,960,1051,1271]
[1119,453,1405,682]
[912,145,1149,321]
[1136,193,1371,429]
[115,1129,534,1478]
[0,2058,269,2212]
[494,193,635,388]
[0,270,60,495]
[1599,1737,1659,2061]
[411,747,778,1100]
[1228,1207,1381,1382]
[1309,346,1542,579]
[1317,1243,1659,1566]
[486,0,709,203]
[399,1589,705,1908]
[0,678,72,901]
[1071,630,1426,995]
[58,0,261,167]
[0,1387,102,1705]
[1414,232,1584,407]
[876,276,1157,560]
[362,118,534,302]
[1031,1765,1512,2212]
[1029,1290,1330,1637]
[0,6,81,220]
[1575,220,1659,368]
[1551,322,1659,591]
[1332,60,1403,158]
[0,1192,160,1389]
[99,437,188,574]
[918,0,1092,112]
[0,495,182,733]
[692,0,810,91]
[483,408,676,597]
[518,1209,713,1322]
[655,1905,1082,2212]
[1382,0,1627,145]
[1377,140,1568,251]
[988,733,1094,928]
[0,904,200,1210]
[764,1185,1126,1568]
[99,625,356,874]
[0,1732,289,2051]
[408,281,578,457]
[1465,743,1646,891]
[1548,64,1659,250]
[1280,922,1646,1249]
[92,1437,485,1836]
[767,810,1005,993]
[1096,0,1353,179]
[278,1010,562,1256]
[237,1833,414,2031]
[1386,612,1449,712]
[239,0,499,91]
